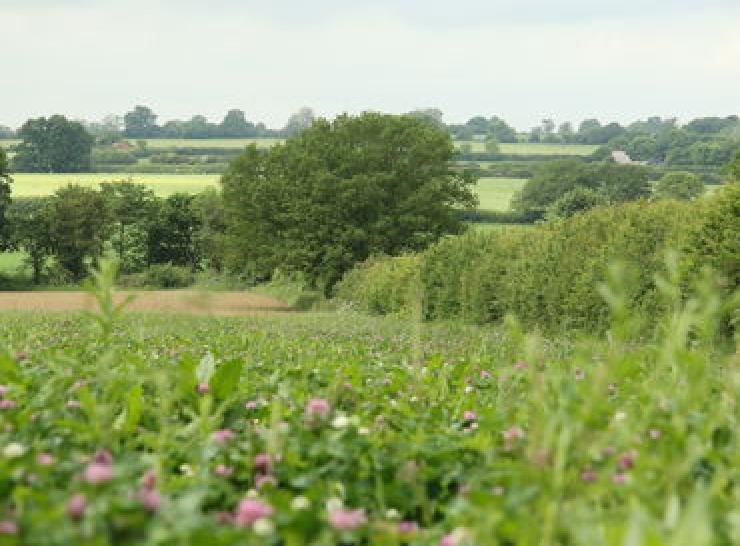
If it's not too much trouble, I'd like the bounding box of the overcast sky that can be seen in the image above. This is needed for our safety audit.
[1,0,738,130]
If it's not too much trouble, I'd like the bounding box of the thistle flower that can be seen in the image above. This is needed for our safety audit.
[581,469,598,483]
[398,521,420,534]
[254,453,272,472]
[66,494,87,520]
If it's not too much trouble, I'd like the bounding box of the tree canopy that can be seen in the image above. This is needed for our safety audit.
[13,116,94,173]
[221,112,477,292]
[0,149,11,244]
[653,172,705,201]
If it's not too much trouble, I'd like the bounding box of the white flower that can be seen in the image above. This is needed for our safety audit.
[464,385,474,394]
[385,508,401,520]
[614,411,627,422]
[326,497,343,512]
[253,517,275,535]
[179,463,194,477]
[246,488,259,498]
[291,496,311,510]
[358,427,370,435]
[3,442,25,458]
[332,414,350,429]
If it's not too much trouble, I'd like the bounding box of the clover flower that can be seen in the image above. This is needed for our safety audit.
[328,508,367,531]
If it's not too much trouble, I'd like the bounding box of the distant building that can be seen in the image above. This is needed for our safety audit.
[611,150,647,165]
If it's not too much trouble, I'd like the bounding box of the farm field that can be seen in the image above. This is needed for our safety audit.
[474,177,527,211]
[455,141,599,155]
[0,294,734,544]
[136,138,284,149]
[0,139,20,148]
[9,173,220,197]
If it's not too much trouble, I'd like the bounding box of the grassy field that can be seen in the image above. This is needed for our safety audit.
[0,139,20,149]
[455,141,598,155]
[0,251,26,275]
[9,173,220,197]
[135,138,283,149]
[474,177,527,211]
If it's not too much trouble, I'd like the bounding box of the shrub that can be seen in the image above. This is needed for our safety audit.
[118,263,195,289]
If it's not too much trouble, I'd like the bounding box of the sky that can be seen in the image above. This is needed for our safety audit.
[1,0,738,130]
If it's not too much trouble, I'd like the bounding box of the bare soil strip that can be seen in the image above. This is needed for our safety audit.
[0,291,291,315]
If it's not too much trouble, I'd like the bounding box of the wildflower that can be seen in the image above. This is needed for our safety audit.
[306,398,331,418]
[385,508,400,520]
[85,462,114,484]
[463,411,477,422]
[137,488,162,513]
[215,464,233,477]
[0,385,8,397]
[70,380,87,391]
[0,400,17,410]
[502,426,525,444]
[255,474,277,489]
[254,453,272,472]
[492,486,505,496]
[326,497,343,512]
[648,429,662,440]
[581,469,598,483]
[332,414,350,429]
[253,517,275,535]
[464,385,474,394]
[3,443,25,458]
[439,527,470,546]
[0,520,18,535]
[212,429,235,444]
[180,463,194,477]
[94,450,114,465]
[291,496,311,510]
[197,383,210,395]
[614,411,627,422]
[66,400,82,409]
[328,508,367,531]
[244,400,259,410]
[612,472,628,485]
[618,450,637,471]
[398,521,420,534]
[234,499,274,526]
[66,494,87,520]
[358,426,370,435]
[36,453,55,466]
[141,470,157,490]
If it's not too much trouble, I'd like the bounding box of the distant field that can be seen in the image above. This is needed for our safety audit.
[0,139,20,149]
[455,141,598,155]
[10,173,220,197]
[474,177,527,211]
[136,138,283,149]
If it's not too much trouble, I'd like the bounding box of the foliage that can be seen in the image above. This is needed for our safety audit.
[146,193,200,270]
[653,172,705,201]
[3,197,52,283]
[222,112,477,293]
[545,187,609,220]
[117,263,196,289]
[338,199,712,333]
[13,115,94,173]
[45,185,112,279]
[0,268,735,544]
[0,149,11,244]
[512,159,651,215]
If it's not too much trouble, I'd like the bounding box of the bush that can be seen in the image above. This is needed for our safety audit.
[338,199,709,334]
[118,263,195,289]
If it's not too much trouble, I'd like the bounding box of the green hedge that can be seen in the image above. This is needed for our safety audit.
[337,193,736,334]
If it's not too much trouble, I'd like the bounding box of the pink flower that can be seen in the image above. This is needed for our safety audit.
[137,488,162,512]
[255,474,277,489]
[648,429,662,440]
[0,520,18,535]
[398,521,420,534]
[84,462,114,484]
[306,398,331,418]
[94,450,114,465]
[581,469,598,483]
[612,472,628,485]
[36,453,55,466]
[66,494,87,520]
[618,451,637,471]
[254,453,272,472]
[234,499,274,526]
[0,385,8,397]
[463,411,477,422]
[141,470,157,490]
[439,533,459,546]
[197,383,210,394]
[212,429,235,444]
[215,464,233,477]
[244,400,259,410]
[502,426,524,443]
[0,400,17,409]
[328,508,367,531]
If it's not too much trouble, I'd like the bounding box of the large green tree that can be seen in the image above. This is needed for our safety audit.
[46,185,112,279]
[4,197,52,283]
[0,148,11,245]
[653,172,705,201]
[146,193,201,270]
[13,115,94,173]
[222,112,477,292]
[124,105,160,138]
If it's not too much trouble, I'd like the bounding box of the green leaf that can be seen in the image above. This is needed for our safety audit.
[211,359,243,399]
[123,385,143,433]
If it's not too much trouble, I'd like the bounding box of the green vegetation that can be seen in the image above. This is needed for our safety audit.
[138,138,282,149]
[653,172,705,201]
[454,142,598,155]
[9,174,219,197]
[0,258,736,544]
[13,116,94,173]
[473,178,528,211]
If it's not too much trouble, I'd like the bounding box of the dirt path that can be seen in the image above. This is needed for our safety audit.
[0,290,291,316]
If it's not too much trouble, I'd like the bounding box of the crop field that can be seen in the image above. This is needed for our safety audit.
[9,173,220,197]
[134,138,284,149]
[474,177,527,211]
[0,280,735,544]
[455,141,599,155]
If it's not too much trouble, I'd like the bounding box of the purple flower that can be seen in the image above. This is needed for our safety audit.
[215,464,233,477]
[197,383,210,394]
[398,521,420,534]
[137,488,162,513]
[581,469,598,483]
[479,370,492,379]
[212,429,235,444]
[612,472,628,485]
[463,411,477,422]
[648,429,662,440]
[84,463,114,485]
[0,520,18,535]
[306,398,331,418]
[0,400,17,410]
[618,450,637,471]
[328,508,367,531]
[234,499,274,526]
[244,400,259,410]
[254,453,272,472]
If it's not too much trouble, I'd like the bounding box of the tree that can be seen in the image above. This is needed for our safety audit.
[222,112,477,292]
[220,109,255,138]
[484,136,500,154]
[282,107,315,137]
[545,187,608,220]
[0,149,12,245]
[193,189,226,271]
[85,115,123,144]
[147,193,200,270]
[13,116,94,173]
[46,185,112,279]
[653,172,705,201]
[100,181,160,273]
[124,105,159,138]
[4,198,52,283]
[726,149,740,181]
[407,108,445,129]
[557,122,574,143]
